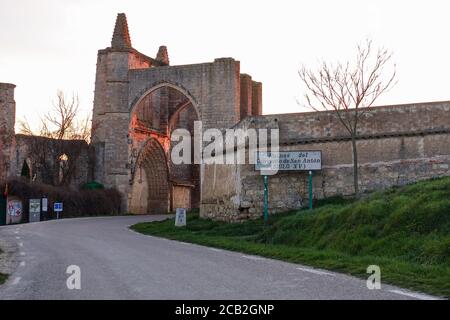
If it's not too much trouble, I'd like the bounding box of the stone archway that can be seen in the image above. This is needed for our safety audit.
[128,84,201,214]
[129,138,170,214]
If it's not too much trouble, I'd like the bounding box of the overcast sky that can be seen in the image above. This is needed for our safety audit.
[1,0,450,131]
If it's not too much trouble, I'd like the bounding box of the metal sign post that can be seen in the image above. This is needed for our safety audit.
[54,202,63,219]
[42,197,48,221]
[263,175,269,225]
[42,198,48,212]
[309,171,313,210]
[256,151,322,215]
[29,199,41,223]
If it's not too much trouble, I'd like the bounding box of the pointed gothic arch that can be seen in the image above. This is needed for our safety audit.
[129,138,170,214]
[128,84,201,214]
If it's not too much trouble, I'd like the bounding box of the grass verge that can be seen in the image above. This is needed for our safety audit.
[131,177,450,298]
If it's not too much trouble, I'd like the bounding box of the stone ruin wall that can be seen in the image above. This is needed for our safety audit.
[200,101,450,221]
[0,83,16,183]
[0,83,91,188]
[12,135,91,187]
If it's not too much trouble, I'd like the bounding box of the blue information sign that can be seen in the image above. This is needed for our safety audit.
[54,202,63,212]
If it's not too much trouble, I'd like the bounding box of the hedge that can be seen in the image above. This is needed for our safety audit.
[1,178,122,219]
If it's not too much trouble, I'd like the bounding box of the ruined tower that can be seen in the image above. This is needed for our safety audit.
[0,83,16,182]
[91,13,262,213]
[91,13,169,196]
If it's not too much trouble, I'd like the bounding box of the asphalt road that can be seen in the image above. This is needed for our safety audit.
[0,215,439,300]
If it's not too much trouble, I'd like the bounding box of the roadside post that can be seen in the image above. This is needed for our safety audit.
[54,202,63,220]
[41,197,48,221]
[175,208,186,227]
[263,175,269,225]
[29,199,41,223]
[309,171,313,210]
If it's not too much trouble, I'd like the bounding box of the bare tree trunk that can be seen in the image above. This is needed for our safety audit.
[351,136,359,197]
[298,40,396,198]
[17,91,93,186]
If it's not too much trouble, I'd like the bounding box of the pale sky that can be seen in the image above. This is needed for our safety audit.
[1,0,450,131]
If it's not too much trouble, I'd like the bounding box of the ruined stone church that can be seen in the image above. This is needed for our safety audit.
[1,13,449,221]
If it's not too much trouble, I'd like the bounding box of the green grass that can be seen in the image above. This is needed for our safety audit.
[131,177,450,298]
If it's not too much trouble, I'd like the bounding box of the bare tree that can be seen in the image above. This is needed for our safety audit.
[18,91,94,186]
[19,91,92,142]
[299,40,396,196]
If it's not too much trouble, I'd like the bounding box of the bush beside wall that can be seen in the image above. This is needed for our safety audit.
[1,178,122,219]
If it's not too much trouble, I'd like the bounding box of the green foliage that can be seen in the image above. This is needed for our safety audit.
[258,177,450,265]
[4,178,122,218]
[82,181,104,190]
[132,177,450,298]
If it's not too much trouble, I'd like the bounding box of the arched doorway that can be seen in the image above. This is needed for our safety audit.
[129,138,170,214]
[128,84,200,214]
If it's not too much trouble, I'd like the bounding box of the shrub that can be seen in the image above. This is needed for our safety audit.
[1,178,122,219]
[81,181,105,190]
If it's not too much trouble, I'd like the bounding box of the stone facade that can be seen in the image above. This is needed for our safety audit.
[91,13,262,213]
[0,83,16,183]
[13,134,91,187]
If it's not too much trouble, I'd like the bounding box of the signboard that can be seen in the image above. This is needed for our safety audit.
[29,199,41,223]
[42,198,48,212]
[175,208,186,227]
[256,151,322,171]
[54,202,63,212]
[7,200,22,217]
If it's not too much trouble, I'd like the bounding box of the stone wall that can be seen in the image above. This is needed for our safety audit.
[201,163,242,221]
[1,82,92,189]
[0,83,16,182]
[12,135,91,188]
[200,101,450,222]
[256,101,450,143]
[127,58,241,130]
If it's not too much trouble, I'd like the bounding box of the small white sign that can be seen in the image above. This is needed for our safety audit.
[175,208,186,227]
[29,199,41,213]
[29,199,41,223]
[256,151,322,171]
[42,198,48,212]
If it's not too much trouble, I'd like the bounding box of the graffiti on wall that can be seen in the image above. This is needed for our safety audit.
[7,200,22,217]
